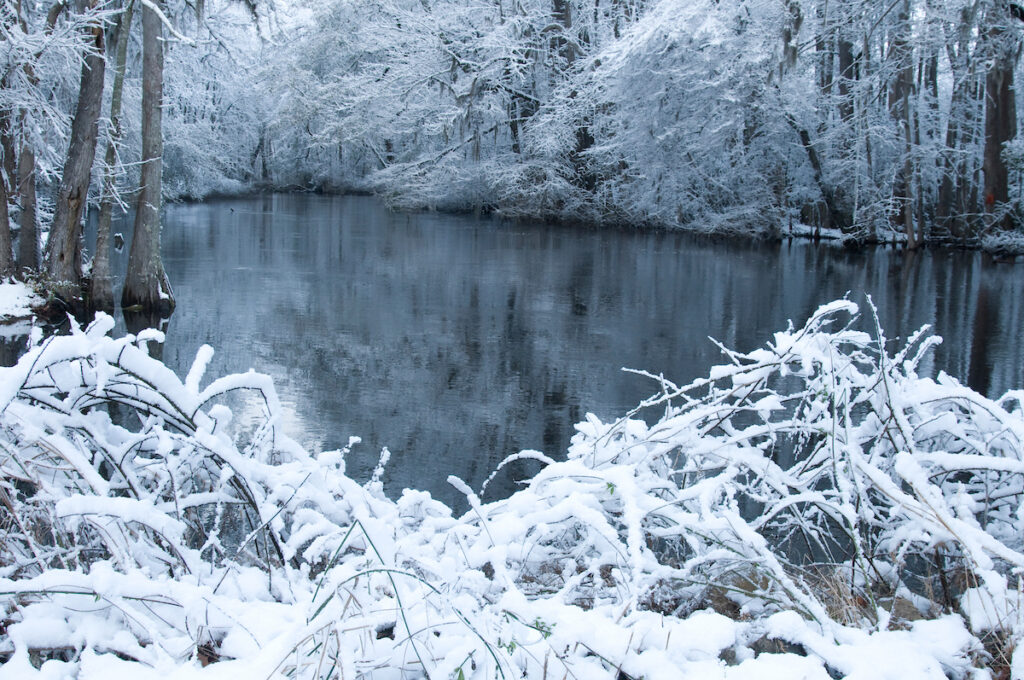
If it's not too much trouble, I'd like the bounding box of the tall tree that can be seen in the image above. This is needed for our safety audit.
[16,140,38,272]
[982,0,1019,231]
[15,3,60,274]
[890,0,918,247]
[46,0,106,298]
[90,0,135,312]
[122,0,174,315]
[0,155,12,276]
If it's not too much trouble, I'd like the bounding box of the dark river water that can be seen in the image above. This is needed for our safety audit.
[73,194,1024,508]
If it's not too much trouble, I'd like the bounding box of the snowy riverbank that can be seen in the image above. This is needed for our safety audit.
[1,301,1021,678]
[0,280,42,321]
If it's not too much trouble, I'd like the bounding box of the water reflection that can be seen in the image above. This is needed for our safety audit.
[89,195,1024,509]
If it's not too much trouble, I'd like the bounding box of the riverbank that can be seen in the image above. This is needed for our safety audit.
[0,280,42,323]
[170,185,1024,257]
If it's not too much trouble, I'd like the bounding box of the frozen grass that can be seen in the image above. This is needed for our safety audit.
[0,301,1021,678]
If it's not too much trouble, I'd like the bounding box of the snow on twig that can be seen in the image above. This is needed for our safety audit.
[138,0,196,46]
[0,302,1020,678]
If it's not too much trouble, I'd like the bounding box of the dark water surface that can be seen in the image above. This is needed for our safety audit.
[92,194,1024,508]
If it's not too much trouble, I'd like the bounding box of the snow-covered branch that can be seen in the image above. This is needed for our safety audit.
[1,301,1020,677]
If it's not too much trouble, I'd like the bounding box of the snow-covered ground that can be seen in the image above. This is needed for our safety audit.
[0,302,1021,679]
[0,280,41,320]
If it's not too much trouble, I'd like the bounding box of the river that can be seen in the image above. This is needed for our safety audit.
[73,193,1024,509]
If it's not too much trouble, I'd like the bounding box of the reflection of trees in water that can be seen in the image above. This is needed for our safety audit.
[0,333,28,367]
[968,282,993,396]
[134,195,1024,510]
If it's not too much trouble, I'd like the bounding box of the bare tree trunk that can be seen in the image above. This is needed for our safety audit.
[551,0,574,66]
[47,0,106,301]
[14,2,63,275]
[935,3,978,240]
[91,0,134,313]
[983,64,1015,230]
[0,109,15,201]
[837,35,856,123]
[983,3,1017,232]
[17,139,38,272]
[789,117,841,230]
[816,4,834,128]
[0,101,14,275]
[122,0,174,316]
[917,50,939,244]
[0,157,12,276]
[890,0,917,248]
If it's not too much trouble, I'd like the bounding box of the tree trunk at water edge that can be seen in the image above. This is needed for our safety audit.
[983,1,1018,232]
[47,0,106,301]
[122,0,174,317]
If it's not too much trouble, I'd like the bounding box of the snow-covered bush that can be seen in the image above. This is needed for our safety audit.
[1,301,1022,678]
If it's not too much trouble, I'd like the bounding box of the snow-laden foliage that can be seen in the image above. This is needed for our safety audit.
[2,301,1022,677]
[113,1,275,202]
[0,1,112,187]
[9,0,1022,242]
[242,0,1024,240]
[525,0,796,233]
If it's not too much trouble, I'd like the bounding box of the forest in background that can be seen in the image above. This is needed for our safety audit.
[4,0,1024,291]
[258,0,1024,246]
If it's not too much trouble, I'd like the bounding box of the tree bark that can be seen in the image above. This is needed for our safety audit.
[17,140,38,272]
[47,0,106,299]
[837,35,856,123]
[889,0,917,248]
[816,4,834,111]
[0,95,14,275]
[787,115,846,232]
[0,156,12,276]
[91,0,134,313]
[937,16,982,241]
[551,0,574,66]
[983,4,1017,232]
[122,0,174,316]
[0,109,15,202]
[13,2,63,275]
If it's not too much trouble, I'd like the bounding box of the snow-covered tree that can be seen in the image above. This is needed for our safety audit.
[234,0,1024,242]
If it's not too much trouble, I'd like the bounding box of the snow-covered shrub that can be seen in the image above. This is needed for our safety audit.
[1,301,1021,678]
[981,229,1024,257]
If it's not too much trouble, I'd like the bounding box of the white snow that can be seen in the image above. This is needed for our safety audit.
[0,300,1019,678]
[0,280,41,320]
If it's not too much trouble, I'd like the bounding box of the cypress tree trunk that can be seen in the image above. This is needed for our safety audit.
[17,139,38,272]
[837,36,856,123]
[14,1,63,275]
[983,5,1017,232]
[0,109,15,268]
[0,110,14,194]
[47,0,106,300]
[0,158,12,277]
[0,105,12,277]
[122,0,174,316]
[90,0,134,313]
[890,0,918,248]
